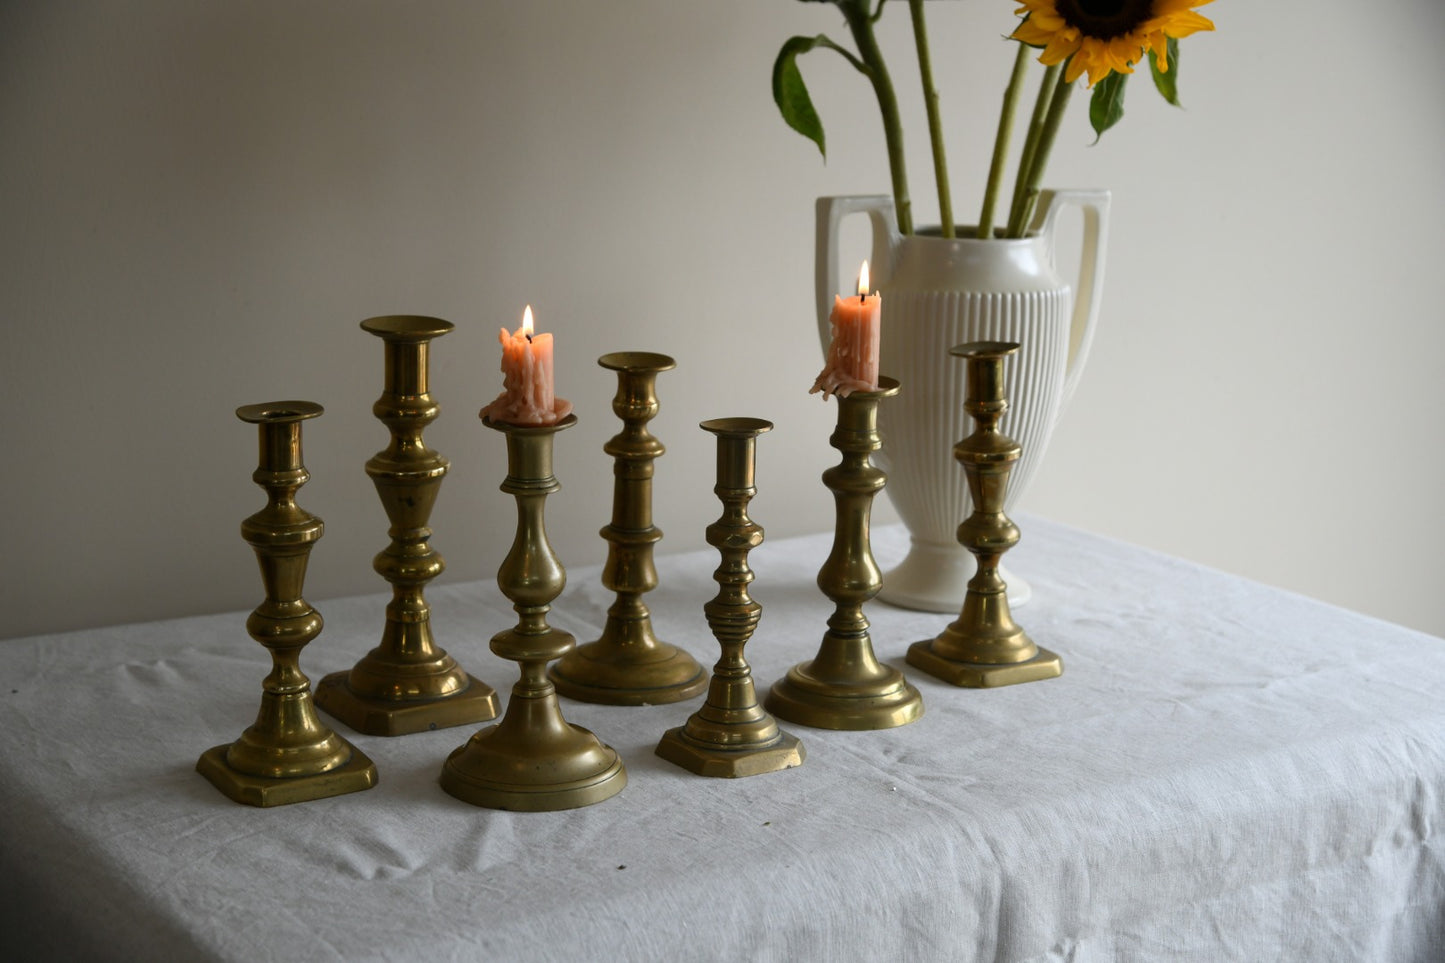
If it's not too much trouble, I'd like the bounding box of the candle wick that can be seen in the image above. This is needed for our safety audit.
[525,333,533,343]
[859,292,865,303]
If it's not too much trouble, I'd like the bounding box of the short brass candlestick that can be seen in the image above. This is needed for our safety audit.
[766,378,923,729]
[197,401,377,807]
[440,413,626,811]
[317,316,498,736]
[656,418,804,777]
[549,352,706,706]
[907,343,1062,687]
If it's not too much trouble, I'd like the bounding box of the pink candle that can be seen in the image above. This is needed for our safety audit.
[811,261,881,398]
[481,305,573,425]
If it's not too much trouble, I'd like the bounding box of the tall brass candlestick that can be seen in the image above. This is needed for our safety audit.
[197,401,377,807]
[440,413,626,811]
[655,418,804,777]
[317,316,498,735]
[766,378,923,729]
[906,343,1062,687]
[549,352,706,705]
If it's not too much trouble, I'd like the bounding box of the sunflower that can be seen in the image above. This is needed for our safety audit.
[1011,0,1216,88]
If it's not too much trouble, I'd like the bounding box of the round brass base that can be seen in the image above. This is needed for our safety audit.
[196,742,377,808]
[654,726,805,778]
[439,723,627,812]
[316,671,499,736]
[905,640,1062,688]
[764,662,924,730]
[548,642,708,706]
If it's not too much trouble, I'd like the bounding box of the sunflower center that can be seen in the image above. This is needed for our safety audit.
[1055,0,1156,39]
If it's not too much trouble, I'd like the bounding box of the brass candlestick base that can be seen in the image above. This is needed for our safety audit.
[317,316,498,736]
[197,402,377,807]
[656,418,804,777]
[550,352,706,706]
[440,414,626,811]
[906,343,1062,687]
[766,378,923,729]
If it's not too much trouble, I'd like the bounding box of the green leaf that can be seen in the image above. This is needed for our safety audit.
[1149,36,1181,106]
[1088,71,1127,143]
[773,35,830,158]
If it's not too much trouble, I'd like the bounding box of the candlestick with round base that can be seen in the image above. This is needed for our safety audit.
[549,352,706,706]
[906,343,1062,687]
[655,418,804,777]
[197,401,377,807]
[440,413,626,811]
[317,316,499,736]
[766,377,923,729]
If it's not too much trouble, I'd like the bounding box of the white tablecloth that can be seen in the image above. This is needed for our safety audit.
[2,517,1443,962]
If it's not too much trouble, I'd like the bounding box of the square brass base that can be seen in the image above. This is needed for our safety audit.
[906,641,1063,688]
[315,672,499,736]
[654,727,805,778]
[195,743,378,807]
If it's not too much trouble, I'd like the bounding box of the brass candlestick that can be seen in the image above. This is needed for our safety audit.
[906,343,1062,687]
[440,413,626,811]
[197,401,377,807]
[549,352,706,706]
[655,418,804,777]
[766,378,923,729]
[317,316,498,736]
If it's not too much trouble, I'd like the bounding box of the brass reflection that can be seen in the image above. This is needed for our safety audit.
[655,418,804,777]
[766,378,923,729]
[906,343,1063,687]
[549,351,706,705]
[197,401,377,807]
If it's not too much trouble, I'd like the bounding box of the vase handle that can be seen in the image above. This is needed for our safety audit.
[815,195,898,351]
[1030,189,1110,410]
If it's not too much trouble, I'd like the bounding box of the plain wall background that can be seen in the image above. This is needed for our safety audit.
[2,1,1442,641]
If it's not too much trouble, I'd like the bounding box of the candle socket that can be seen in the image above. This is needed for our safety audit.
[655,418,804,777]
[906,343,1062,687]
[197,402,377,807]
[440,414,626,811]
[317,316,499,736]
[549,352,706,706]
[766,378,923,729]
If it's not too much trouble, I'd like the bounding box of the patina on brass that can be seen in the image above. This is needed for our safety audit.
[440,413,626,811]
[766,378,923,729]
[656,418,804,777]
[316,316,498,736]
[906,343,1063,687]
[549,351,706,706]
[197,401,377,807]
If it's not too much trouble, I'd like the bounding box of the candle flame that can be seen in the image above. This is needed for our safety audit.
[857,261,870,299]
[521,304,534,339]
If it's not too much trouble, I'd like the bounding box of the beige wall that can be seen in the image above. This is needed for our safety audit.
[3,1,1443,639]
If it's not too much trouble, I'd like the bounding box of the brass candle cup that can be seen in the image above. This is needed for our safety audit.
[197,401,377,807]
[766,378,923,729]
[317,316,499,735]
[440,414,627,811]
[906,343,1062,687]
[549,351,706,706]
[655,418,804,777]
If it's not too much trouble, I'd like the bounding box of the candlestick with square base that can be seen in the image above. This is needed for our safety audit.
[197,401,377,807]
[655,418,804,777]
[549,351,706,706]
[440,413,626,811]
[906,343,1062,687]
[766,377,923,729]
[317,316,498,736]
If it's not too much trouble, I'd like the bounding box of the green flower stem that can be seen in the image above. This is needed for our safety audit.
[1011,66,1074,236]
[908,0,952,237]
[842,1,912,235]
[978,43,1031,240]
[1006,61,1060,238]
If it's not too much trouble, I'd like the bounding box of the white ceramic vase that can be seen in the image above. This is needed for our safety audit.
[816,190,1109,612]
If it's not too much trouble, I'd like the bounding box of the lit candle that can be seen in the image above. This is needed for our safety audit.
[810,260,881,398]
[480,305,573,425]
